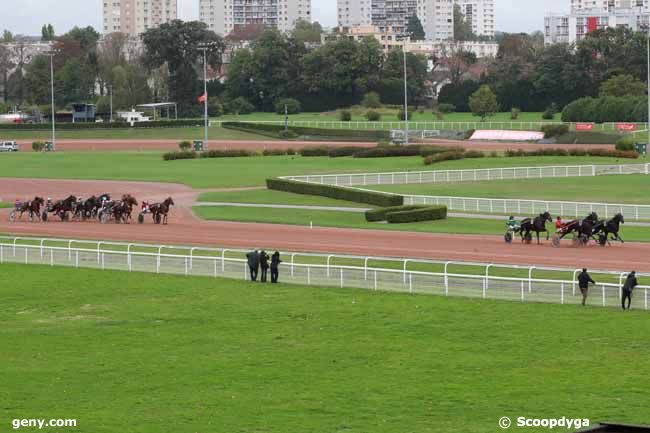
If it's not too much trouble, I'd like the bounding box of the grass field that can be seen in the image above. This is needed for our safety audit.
[1,263,649,433]
[197,189,371,207]
[0,202,9,208]
[0,153,632,189]
[367,174,650,205]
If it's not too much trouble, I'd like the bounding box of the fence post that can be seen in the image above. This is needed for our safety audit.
[645,289,648,310]
[244,263,248,280]
[364,257,370,281]
[101,252,105,270]
[185,257,188,276]
[528,267,536,293]
[307,266,311,285]
[521,281,525,302]
[68,240,73,261]
[213,258,218,277]
[340,268,344,288]
[482,277,487,299]
[327,255,333,278]
[485,264,492,292]
[444,261,451,296]
[409,273,413,294]
[156,252,160,274]
[403,259,410,284]
[24,247,28,264]
[374,270,377,291]
[561,282,565,304]
[40,239,45,258]
[128,249,132,272]
[221,249,227,272]
[602,285,606,306]
[50,248,54,266]
[291,253,296,277]
[0,244,2,264]
[75,250,79,268]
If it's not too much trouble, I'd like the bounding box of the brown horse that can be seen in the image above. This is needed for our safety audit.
[111,195,138,224]
[150,197,174,225]
[17,196,44,221]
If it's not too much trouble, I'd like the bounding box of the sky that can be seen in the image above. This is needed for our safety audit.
[0,0,569,37]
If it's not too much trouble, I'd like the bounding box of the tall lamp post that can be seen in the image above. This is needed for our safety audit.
[647,30,649,155]
[198,45,209,149]
[397,34,410,145]
[45,50,56,151]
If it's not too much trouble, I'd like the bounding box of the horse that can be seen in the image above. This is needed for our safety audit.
[594,213,625,246]
[520,211,552,244]
[74,195,100,221]
[17,196,44,221]
[49,195,77,221]
[111,195,138,224]
[150,197,174,225]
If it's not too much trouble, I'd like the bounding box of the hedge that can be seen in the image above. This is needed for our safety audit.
[0,119,203,130]
[222,121,390,141]
[266,178,403,207]
[561,96,648,122]
[504,148,638,159]
[541,124,569,138]
[365,205,427,222]
[386,206,447,224]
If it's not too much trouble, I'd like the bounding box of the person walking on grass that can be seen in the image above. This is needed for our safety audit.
[246,250,260,282]
[271,251,282,284]
[622,271,638,310]
[260,250,270,283]
[578,268,596,306]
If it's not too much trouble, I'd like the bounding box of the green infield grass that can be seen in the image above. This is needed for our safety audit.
[0,202,10,209]
[367,174,650,205]
[1,263,649,433]
[197,189,373,207]
[0,153,632,189]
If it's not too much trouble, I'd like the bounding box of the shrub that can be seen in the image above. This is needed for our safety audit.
[274,98,302,115]
[504,148,638,159]
[200,149,254,158]
[339,110,352,121]
[226,97,255,115]
[178,140,192,151]
[262,149,289,156]
[542,103,558,120]
[163,151,197,161]
[561,96,647,122]
[286,148,296,155]
[299,146,330,157]
[397,108,412,121]
[365,110,381,121]
[278,129,298,139]
[437,103,456,113]
[365,205,426,222]
[208,97,223,117]
[267,178,403,207]
[616,135,635,151]
[354,146,423,158]
[31,141,46,152]
[464,150,485,159]
[541,124,569,138]
[327,146,368,157]
[386,206,448,224]
[511,107,521,120]
[423,151,466,165]
[435,111,444,120]
[362,92,382,109]
[420,146,465,157]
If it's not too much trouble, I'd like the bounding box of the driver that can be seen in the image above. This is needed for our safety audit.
[506,216,519,231]
[555,216,564,233]
[14,198,21,210]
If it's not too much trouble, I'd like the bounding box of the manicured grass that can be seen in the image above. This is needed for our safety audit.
[192,205,650,242]
[0,202,10,209]
[197,189,373,207]
[1,263,649,433]
[368,174,650,205]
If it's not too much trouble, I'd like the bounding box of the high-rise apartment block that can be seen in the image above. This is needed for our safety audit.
[454,0,495,37]
[199,0,311,36]
[102,0,178,36]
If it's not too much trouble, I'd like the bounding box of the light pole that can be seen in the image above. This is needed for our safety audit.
[46,50,56,151]
[109,84,113,123]
[647,31,649,154]
[397,34,410,145]
[198,45,209,149]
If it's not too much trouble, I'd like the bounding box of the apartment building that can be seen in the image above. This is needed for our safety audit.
[453,0,496,37]
[199,0,311,36]
[102,0,178,36]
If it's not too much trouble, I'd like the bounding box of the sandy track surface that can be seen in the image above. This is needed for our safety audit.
[1,178,647,272]
[14,139,376,152]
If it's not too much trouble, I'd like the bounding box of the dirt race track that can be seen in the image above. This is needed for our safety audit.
[1,178,648,272]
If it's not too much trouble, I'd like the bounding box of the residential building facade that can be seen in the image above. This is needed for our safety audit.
[102,0,178,36]
[199,0,312,36]
[322,25,407,52]
[453,0,496,37]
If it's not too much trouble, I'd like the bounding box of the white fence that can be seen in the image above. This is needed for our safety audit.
[0,237,648,311]
[282,164,650,187]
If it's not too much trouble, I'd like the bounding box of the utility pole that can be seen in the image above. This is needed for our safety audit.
[403,46,409,145]
[647,31,649,155]
[47,50,56,151]
[199,45,209,150]
[109,85,113,123]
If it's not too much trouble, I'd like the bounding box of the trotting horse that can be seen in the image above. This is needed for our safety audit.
[594,213,625,246]
[520,211,552,244]
[49,195,77,221]
[149,197,174,225]
[16,197,44,222]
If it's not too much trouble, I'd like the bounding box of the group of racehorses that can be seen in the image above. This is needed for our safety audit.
[515,211,625,247]
[11,194,175,225]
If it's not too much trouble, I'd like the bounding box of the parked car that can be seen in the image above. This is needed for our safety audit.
[0,141,19,152]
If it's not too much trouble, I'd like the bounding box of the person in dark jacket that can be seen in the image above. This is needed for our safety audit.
[622,271,638,310]
[259,250,270,282]
[271,251,282,284]
[246,250,260,282]
[578,268,596,306]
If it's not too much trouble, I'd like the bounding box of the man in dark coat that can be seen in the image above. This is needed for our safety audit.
[271,251,282,284]
[622,271,638,310]
[578,268,596,306]
[246,250,260,282]
[259,250,270,282]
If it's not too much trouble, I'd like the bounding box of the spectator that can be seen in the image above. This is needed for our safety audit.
[246,250,260,282]
[621,271,638,310]
[577,268,596,306]
[260,250,270,283]
[271,251,282,284]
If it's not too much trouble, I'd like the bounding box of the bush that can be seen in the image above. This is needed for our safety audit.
[365,205,427,222]
[32,141,46,152]
[339,110,352,121]
[327,146,369,157]
[278,129,298,139]
[200,149,254,158]
[362,92,382,109]
[286,148,296,155]
[420,146,465,157]
[541,124,569,138]
[542,103,558,120]
[178,140,192,151]
[511,107,521,120]
[262,149,289,156]
[163,151,197,161]
[208,98,223,117]
[267,178,403,207]
[354,146,423,158]
[504,148,638,159]
[616,135,635,151]
[275,98,302,115]
[435,111,444,120]
[397,108,412,121]
[226,97,255,115]
[437,103,456,113]
[561,96,648,122]
[464,150,485,159]
[423,151,466,165]
[386,206,448,224]
[299,146,330,157]
[365,110,381,121]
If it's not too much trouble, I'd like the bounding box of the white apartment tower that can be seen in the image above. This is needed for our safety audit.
[337,0,454,41]
[200,0,312,36]
[454,0,496,37]
[570,0,648,12]
[102,0,178,36]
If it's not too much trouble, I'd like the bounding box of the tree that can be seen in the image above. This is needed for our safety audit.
[62,26,100,53]
[599,74,647,98]
[0,44,13,102]
[438,80,479,112]
[406,15,425,41]
[453,5,476,41]
[2,30,13,42]
[56,58,96,105]
[380,49,428,105]
[41,24,55,41]
[469,85,499,120]
[23,55,52,106]
[291,20,323,44]
[362,91,381,108]
[142,20,224,116]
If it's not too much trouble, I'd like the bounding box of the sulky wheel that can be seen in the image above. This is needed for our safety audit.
[138,213,144,224]
[100,212,109,224]
[551,235,561,248]
[598,234,608,247]
[504,231,513,244]
[9,210,16,222]
[524,233,533,244]
[154,213,162,225]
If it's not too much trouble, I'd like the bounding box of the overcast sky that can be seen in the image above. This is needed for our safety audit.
[0,0,569,36]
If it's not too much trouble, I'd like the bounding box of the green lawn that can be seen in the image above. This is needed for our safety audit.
[0,202,10,209]
[368,174,650,205]
[192,205,650,242]
[197,189,373,207]
[0,153,631,189]
[1,263,649,433]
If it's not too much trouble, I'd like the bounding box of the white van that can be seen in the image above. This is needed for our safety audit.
[0,141,19,152]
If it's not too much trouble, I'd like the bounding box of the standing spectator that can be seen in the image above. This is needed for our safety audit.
[621,271,638,310]
[259,250,270,283]
[578,268,596,306]
[271,251,282,284]
[246,250,260,282]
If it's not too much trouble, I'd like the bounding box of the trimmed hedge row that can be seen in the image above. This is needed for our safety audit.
[365,205,426,222]
[561,96,648,123]
[222,121,390,141]
[0,119,203,130]
[266,178,403,207]
[386,206,447,224]
[298,145,466,159]
[504,148,638,159]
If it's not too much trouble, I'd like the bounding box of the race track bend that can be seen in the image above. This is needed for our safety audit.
[1,178,649,273]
